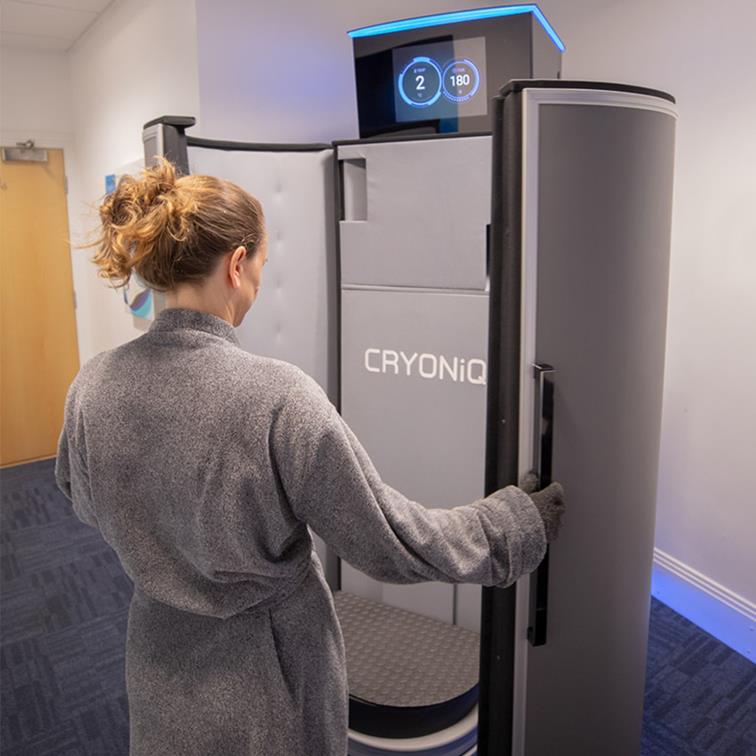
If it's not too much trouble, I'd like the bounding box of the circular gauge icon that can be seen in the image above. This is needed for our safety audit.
[442,59,481,103]
[398,56,443,108]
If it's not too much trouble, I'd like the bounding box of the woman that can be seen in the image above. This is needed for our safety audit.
[55,160,565,755]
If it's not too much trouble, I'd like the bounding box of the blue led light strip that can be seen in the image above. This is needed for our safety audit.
[348,4,565,53]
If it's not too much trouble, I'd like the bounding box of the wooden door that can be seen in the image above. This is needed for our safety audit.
[0,148,80,467]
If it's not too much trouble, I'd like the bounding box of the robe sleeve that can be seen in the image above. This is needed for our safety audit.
[271,372,547,588]
[55,374,99,528]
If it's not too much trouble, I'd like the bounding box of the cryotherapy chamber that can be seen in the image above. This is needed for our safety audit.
[142,6,676,755]
[338,8,674,755]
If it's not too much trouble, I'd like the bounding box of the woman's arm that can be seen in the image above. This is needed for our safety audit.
[55,374,100,528]
[271,372,547,588]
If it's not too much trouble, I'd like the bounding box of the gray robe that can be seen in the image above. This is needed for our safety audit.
[55,307,547,755]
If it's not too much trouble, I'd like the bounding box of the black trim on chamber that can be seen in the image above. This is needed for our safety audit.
[142,115,193,174]
[186,136,331,153]
[334,153,345,418]
[349,686,479,739]
[143,115,197,130]
[498,79,676,104]
[478,79,525,756]
[331,145,345,593]
[142,116,331,154]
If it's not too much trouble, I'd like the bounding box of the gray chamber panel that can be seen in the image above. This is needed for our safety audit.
[340,288,488,625]
[187,146,337,404]
[531,21,562,79]
[187,146,336,572]
[524,102,675,755]
[339,137,491,290]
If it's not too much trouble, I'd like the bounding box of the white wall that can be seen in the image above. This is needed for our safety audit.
[194,0,756,654]
[1,47,73,142]
[67,0,200,364]
[1,45,82,371]
[195,0,494,142]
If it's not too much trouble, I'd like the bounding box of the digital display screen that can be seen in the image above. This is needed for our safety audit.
[392,37,488,123]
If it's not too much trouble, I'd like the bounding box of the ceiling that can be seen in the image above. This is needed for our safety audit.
[1,0,113,52]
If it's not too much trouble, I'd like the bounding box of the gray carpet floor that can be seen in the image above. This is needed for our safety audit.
[1,458,754,755]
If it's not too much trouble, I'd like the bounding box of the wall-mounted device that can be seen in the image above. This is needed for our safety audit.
[349,5,563,137]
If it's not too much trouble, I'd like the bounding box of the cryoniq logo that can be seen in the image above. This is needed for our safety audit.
[364,349,487,386]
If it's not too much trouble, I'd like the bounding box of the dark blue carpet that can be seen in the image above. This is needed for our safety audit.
[642,600,755,755]
[1,459,754,755]
[1,459,132,754]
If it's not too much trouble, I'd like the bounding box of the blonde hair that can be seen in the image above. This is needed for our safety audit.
[92,158,264,291]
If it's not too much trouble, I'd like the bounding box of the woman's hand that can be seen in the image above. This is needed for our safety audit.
[520,471,566,544]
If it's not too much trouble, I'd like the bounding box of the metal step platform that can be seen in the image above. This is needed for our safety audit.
[335,590,480,753]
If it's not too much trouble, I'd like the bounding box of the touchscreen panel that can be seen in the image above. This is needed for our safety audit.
[392,37,488,123]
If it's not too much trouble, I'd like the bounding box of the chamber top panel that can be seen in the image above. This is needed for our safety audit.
[349,5,563,138]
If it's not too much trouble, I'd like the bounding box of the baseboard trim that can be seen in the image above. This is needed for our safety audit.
[652,548,755,663]
[0,454,56,470]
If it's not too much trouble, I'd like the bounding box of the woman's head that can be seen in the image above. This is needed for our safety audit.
[93,158,267,325]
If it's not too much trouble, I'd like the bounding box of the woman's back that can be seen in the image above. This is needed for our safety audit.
[57,307,320,619]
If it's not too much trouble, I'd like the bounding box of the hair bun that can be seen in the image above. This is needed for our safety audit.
[94,158,188,286]
[91,157,264,292]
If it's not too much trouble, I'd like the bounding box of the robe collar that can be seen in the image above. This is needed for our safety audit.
[149,307,240,345]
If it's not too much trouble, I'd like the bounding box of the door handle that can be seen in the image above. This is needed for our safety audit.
[528,363,555,647]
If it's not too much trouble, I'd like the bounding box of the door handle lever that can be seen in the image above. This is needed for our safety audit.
[528,363,555,647]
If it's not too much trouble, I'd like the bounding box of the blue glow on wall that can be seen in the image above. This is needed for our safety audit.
[651,564,754,662]
[348,5,565,53]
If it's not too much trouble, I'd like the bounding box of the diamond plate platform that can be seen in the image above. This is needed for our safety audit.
[334,590,480,739]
